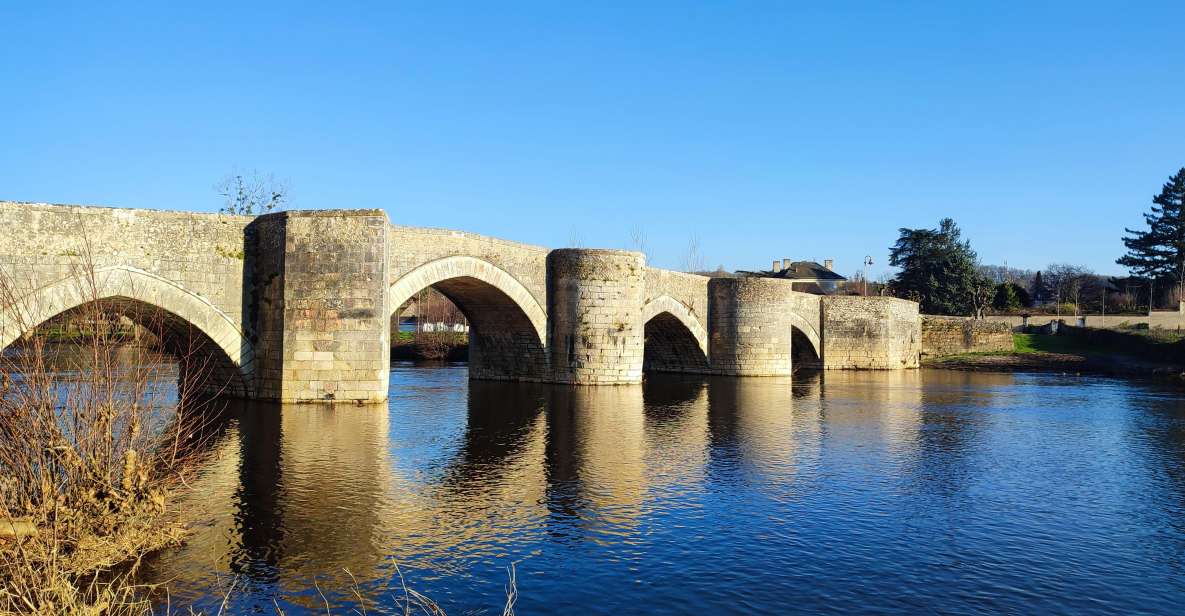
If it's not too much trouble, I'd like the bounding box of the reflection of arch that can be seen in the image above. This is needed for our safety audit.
[389,256,548,380]
[787,312,821,358]
[0,265,253,394]
[641,296,709,373]
[388,256,546,345]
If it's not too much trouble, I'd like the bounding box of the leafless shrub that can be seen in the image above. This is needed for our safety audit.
[680,234,706,274]
[409,288,467,360]
[0,237,223,614]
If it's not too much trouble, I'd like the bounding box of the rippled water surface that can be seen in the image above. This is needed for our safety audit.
[140,365,1185,614]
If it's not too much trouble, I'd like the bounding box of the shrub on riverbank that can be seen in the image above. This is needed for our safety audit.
[392,330,468,361]
[0,273,216,614]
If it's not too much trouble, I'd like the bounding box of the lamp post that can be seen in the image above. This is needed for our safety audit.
[863,256,874,296]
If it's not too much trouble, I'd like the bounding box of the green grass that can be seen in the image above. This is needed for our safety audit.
[1113,325,1185,343]
[1014,330,1185,359]
[393,330,467,345]
[1012,333,1085,354]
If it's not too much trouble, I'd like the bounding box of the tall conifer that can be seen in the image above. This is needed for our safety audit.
[1118,168,1185,289]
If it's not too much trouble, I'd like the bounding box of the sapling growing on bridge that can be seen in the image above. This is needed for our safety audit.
[216,169,288,216]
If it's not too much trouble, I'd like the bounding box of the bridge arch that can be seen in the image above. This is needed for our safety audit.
[787,312,822,359]
[641,295,709,373]
[388,256,547,380]
[0,265,254,396]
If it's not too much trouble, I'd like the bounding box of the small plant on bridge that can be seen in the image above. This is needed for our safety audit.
[216,170,288,216]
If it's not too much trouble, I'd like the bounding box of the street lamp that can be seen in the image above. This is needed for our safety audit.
[863,256,874,296]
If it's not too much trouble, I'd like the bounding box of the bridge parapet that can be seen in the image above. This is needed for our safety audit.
[0,202,251,328]
[388,225,549,312]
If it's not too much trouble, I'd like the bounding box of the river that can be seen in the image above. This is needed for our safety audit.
[125,363,1185,614]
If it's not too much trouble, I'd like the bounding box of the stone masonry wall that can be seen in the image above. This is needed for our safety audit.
[644,268,710,325]
[786,290,823,357]
[243,214,287,400]
[0,201,927,402]
[0,202,255,396]
[274,211,389,403]
[548,249,645,384]
[984,311,1185,330]
[388,225,549,312]
[434,275,549,381]
[921,316,1013,357]
[821,296,920,369]
[707,277,796,376]
[0,202,251,329]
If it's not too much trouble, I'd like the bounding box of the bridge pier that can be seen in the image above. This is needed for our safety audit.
[249,210,390,403]
[707,277,797,376]
[547,249,646,384]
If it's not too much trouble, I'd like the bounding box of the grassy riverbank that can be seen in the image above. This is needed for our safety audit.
[391,330,468,361]
[925,330,1185,379]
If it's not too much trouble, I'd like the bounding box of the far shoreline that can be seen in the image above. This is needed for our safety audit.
[923,348,1185,383]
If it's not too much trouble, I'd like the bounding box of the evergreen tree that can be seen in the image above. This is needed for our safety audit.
[1030,271,1047,305]
[1012,283,1032,308]
[888,218,987,316]
[993,283,1021,312]
[1118,168,1185,289]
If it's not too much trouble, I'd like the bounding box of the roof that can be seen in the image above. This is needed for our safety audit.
[768,261,847,282]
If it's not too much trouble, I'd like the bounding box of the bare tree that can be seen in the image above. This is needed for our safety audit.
[628,225,647,255]
[681,234,706,273]
[567,226,584,248]
[970,277,994,319]
[216,170,288,216]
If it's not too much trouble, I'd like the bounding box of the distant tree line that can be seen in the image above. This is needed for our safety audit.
[883,166,1185,317]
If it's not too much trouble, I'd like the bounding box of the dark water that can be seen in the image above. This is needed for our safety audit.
[138,365,1185,614]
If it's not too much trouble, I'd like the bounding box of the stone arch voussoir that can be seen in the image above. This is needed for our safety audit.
[787,312,822,358]
[0,265,254,384]
[641,295,709,358]
[388,256,547,348]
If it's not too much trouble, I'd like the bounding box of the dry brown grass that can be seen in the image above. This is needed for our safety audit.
[0,247,224,615]
[0,237,515,615]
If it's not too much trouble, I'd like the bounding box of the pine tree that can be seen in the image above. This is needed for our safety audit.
[1118,168,1185,289]
[888,218,986,316]
[1030,271,1046,305]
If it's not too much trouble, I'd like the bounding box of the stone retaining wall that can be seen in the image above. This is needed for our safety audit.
[984,311,1185,331]
[821,296,921,369]
[921,316,1013,357]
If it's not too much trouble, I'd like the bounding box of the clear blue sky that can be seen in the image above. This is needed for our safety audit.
[2,2,1182,277]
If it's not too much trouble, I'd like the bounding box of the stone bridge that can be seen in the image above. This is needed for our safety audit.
[0,202,921,403]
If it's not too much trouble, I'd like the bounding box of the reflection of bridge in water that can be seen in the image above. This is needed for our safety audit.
[1,202,922,403]
[136,370,1028,609]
